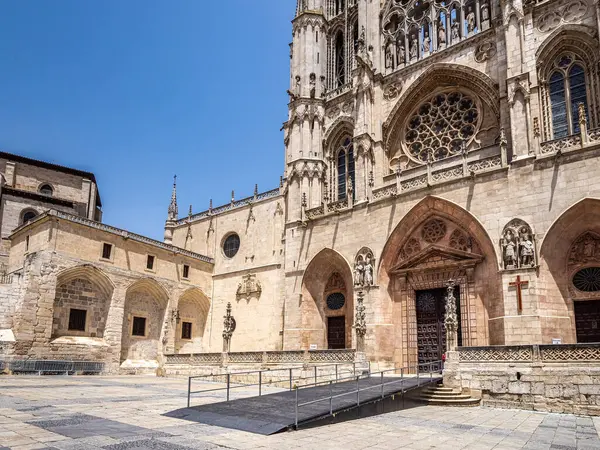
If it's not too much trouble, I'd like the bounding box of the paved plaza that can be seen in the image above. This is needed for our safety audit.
[0,375,599,450]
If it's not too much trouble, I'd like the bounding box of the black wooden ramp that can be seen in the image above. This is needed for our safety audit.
[165,376,441,435]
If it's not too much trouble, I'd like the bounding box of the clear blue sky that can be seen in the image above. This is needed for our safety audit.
[0,1,293,240]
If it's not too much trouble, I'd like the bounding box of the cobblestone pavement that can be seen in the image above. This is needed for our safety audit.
[0,376,599,450]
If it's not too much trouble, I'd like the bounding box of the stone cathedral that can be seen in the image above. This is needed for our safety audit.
[1,0,600,375]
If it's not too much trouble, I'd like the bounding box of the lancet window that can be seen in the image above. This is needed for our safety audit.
[545,54,590,139]
[326,4,357,92]
[336,138,356,200]
[382,0,490,72]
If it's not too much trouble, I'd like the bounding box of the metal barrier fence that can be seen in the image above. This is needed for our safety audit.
[186,363,363,407]
[1,359,104,375]
[294,360,442,428]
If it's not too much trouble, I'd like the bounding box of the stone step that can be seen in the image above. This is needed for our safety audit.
[418,397,481,407]
[420,393,474,400]
[421,389,463,396]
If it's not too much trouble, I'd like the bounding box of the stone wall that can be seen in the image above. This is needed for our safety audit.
[444,345,600,416]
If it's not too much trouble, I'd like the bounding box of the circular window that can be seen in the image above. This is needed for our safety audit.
[326,293,345,310]
[223,234,240,258]
[573,267,600,292]
[403,90,480,163]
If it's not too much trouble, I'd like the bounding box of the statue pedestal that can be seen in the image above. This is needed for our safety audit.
[443,350,461,388]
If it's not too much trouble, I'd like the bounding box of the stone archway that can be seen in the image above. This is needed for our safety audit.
[52,265,114,339]
[540,198,600,343]
[378,196,500,368]
[121,278,169,365]
[175,288,210,353]
[300,249,355,350]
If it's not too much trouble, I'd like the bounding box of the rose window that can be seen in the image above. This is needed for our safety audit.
[404,91,480,163]
[573,268,600,292]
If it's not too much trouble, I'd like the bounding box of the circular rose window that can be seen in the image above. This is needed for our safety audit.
[404,91,480,163]
[573,267,600,292]
[223,234,240,258]
[326,293,346,310]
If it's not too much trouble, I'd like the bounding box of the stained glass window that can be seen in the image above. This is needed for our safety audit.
[569,64,588,134]
[549,71,567,139]
[337,150,346,200]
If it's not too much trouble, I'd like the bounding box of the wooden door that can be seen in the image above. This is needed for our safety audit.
[327,316,346,349]
[575,300,600,343]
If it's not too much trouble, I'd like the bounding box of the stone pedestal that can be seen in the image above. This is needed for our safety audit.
[442,350,461,388]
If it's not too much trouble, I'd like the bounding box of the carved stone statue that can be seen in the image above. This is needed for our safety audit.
[466,6,476,34]
[410,35,418,59]
[520,235,535,267]
[364,255,374,286]
[503,230,517,269]
[396,40,405,64]
[353,292,367,351]
[423,32,431,53]
[438,21,446,46]
[451,20,460,41]
[354,257,365,286]
[320,75,326,98]
[444,280,459,352]
[222,302,236,352]
[481,2,490,21]
[295,75,302,97]
[309,73,316,98]
[385,44,394,69]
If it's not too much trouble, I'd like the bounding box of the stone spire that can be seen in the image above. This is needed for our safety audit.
[167,175,178,221]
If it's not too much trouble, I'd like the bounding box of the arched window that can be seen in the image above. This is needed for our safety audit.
[546,54,590,139]
[337,150,346,200]
[21,210,38,225]
[337,138,355,200]
[335,31,345,87]
[39,184,53,196]
[335,0,345,15]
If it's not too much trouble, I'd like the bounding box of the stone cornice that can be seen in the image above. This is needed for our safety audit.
[2,186,75,208]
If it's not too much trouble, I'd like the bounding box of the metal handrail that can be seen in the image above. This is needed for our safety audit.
[186,362,360,407]
[294,360,442,428]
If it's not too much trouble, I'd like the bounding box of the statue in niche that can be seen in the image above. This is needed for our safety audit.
[410,35,418,59]
[423,32,431,53]
[502,229,517,269]
[385,44,394,69]
[438,21,446,46]
[354,256,365,286]
[583,235,596,258]
[364,255,374,286]
[320,75,326,98]
[309,73,316,98]
[396,40,405,64]
[295,75,302,97]
[481,2,490,22]
[520,235,535,268]
[466,6,476,35]
[451,20,460,41]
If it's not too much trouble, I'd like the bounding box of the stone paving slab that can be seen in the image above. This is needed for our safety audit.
[0,375,599,449]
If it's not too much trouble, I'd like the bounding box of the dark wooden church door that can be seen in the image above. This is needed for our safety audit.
[575,300,600,343]
[416,287,461,370]
[327,316,346,349]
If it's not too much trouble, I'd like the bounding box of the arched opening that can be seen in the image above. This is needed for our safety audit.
[378,196,499,368]
[301,249,354,350]
[335,31,345,87]
[39,184,54,196]
[537,27,599,141]
[121,278,169,364]
[175,288,210,353]
[21,209,38,225]
[52,265,114,339]
[540,198,600,344]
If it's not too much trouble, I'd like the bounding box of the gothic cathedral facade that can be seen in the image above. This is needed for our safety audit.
[161,0,600,369]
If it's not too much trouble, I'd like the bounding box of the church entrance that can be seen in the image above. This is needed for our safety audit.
[416,287,461,369]
[575,300,600,343]
[327,316,346,349]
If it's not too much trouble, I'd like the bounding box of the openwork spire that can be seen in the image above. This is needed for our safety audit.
[167,175,178,221]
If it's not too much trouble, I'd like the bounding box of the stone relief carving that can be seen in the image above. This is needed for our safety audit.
[222,302,236,352]
[422,219,448,244]
[444,280,459,352]
[326,272,346,292]
[537,1,588,33]
[383,80,404,101]
[474,41,497,63]
[568,232,600,267]
[236,274,262,300]
[353,291,367,339]
[354,248,375,287]
[501,219,536,270]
